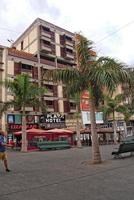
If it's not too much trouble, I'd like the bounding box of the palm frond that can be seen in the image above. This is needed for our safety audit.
[43,68,79,84]
[88,57,130,94]
[76,33,93,72]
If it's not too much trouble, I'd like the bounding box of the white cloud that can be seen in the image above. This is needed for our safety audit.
[0,0,134,65]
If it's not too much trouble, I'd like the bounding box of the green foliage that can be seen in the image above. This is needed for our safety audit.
[117,104,134,122]
[101,94,123,121]
[122,69,134,109]
[101,93,134,122]
[0,74,47,114]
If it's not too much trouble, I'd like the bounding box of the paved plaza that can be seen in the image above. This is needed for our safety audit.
[0,145,134,200]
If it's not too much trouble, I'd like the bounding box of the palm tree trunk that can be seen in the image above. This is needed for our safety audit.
[76,117,82,148]
[76,105,82,148]
[112,111,117,144]
[123,121,127,138]
[21,106,27,152]
[90,97,101,164]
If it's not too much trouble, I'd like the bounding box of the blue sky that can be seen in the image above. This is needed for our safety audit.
[0,0,134,65]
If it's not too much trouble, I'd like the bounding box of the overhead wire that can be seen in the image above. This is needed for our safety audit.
[95,20,134,45]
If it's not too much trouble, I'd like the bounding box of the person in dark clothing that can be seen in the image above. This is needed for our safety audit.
[0,131,10,172]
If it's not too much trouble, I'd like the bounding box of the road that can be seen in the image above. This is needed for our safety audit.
[0,145,134,200]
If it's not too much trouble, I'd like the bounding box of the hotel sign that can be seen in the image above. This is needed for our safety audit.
[39,113,66,129]
[39,113,65,123]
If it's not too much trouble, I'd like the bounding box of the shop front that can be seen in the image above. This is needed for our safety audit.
[13,128,74,151]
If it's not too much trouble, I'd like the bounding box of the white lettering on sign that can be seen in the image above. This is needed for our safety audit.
[40,113,65,123]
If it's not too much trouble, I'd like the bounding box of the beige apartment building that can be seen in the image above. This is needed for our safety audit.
[0,18,79,135]
[12,18,76,114]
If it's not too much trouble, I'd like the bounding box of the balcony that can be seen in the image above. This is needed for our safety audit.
[66,53,74,59]
[45,89,53,96]
[41,59,56,67]
[21,71,32,78]
[65,40,74,47]
[47,106,54,112]
[57,62,68,68]
[45,101,54,112]
[25,107,33,111]
[41,44,52,52]
[41,36,51,42]
[70,107,76,113]
[41,31,51,38]
[65,44,74,50]
[44,96,57,101]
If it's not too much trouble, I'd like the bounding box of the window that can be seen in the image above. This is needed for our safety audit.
[65,35,72,41]
[66,48,73,54]
[21,41,23,50]
[43,40,51,46]
[45,85,53,90]
[22,64,32,70]
[43,26,50,32]
[46,100,53,106]
[70,102,76,109]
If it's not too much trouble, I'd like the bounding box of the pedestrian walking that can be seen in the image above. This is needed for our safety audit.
[0,131,10,172]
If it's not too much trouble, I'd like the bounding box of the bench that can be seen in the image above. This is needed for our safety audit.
[36,141,71,151]
[112,142,134,158]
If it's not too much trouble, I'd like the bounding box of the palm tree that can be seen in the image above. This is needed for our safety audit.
[101,94,124,143]
[117,104,134,137]
[122,69,134,107]
[1,74,46,152]
[44,34,129,164]
[120,69,134,136]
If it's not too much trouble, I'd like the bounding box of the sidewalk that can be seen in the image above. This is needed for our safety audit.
[0,145,134,200]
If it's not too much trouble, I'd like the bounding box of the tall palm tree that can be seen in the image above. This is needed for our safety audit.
[44,34,129,164]
[1,74,46,152]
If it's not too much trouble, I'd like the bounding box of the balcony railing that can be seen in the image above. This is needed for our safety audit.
[41,36,51,42]
[66,53,74,59]
[41,44,52,52]
[47,107,54,112]
[25,107,33,111]
[65,44,74,50]
[21,71,32,78]
[41,31,51,38]
[65,40,74,47]
[70,107,76,113]
[41,59,56,67]
[45,89,53,96]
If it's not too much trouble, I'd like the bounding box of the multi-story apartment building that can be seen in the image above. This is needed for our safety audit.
[0,18,79,134]
[12,18,76,114]
[13,18,75,65]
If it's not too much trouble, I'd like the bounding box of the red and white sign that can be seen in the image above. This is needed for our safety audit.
[80,91,90,111]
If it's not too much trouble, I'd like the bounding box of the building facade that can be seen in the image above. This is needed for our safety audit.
[12,18,76,113]
[0,18,79,134]
[1,18,130,143]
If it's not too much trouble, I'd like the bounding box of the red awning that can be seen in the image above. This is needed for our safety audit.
[14,128,46,135]
[44,128,73,134]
